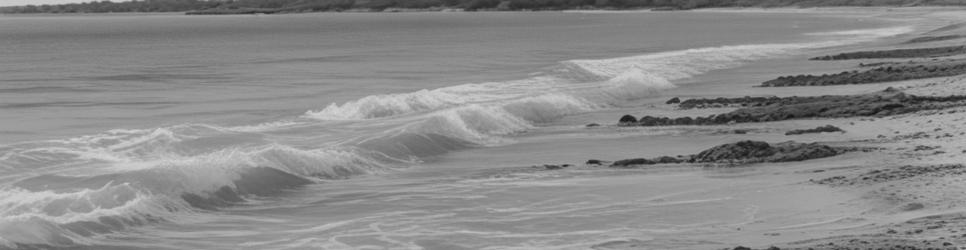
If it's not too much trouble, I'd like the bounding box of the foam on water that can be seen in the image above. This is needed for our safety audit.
[306,26,911,125]
[0,140,397,247]
[305,43,788,122]
[0,183,187,247]
[806,25,913,37]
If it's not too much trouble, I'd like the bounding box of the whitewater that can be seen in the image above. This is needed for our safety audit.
[0,11,915,249]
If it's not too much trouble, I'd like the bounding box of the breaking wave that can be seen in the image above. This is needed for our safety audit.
[306,26,909,123]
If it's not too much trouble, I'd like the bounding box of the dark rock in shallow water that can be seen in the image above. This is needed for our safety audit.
[760,61,966,87]
[678,96,781,109]
[607,140,843,167]
[673,116,694,125]
[905,35,964,44]
[810,45,966,60]
[785,125,844,135]
[540,164,572,170]
[611,158,655,167]
[611,156,687,167]
[586,159,604,165]
[637,115,693,126]
[654,156,682,164]
[620,89,966,127]
[618,115,637,126]
[610,156,687,167]
[585,123,601,128]
[665,97,681,104]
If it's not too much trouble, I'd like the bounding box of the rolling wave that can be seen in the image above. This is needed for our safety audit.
[306,27,909,122]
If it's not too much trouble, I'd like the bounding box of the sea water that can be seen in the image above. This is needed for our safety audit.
[0,11,908,249]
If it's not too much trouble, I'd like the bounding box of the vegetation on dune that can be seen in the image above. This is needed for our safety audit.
[3,0,966,14]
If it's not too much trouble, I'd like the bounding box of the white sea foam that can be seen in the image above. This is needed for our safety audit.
[565,43,802,80]
[806,26,913,38]
[0,184,187,247]
[0,140,395,247]
[304,76,560,121]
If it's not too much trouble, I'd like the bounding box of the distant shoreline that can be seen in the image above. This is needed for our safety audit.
[182,6,686,15]
[4,0,966,16]
[1,6,964,16]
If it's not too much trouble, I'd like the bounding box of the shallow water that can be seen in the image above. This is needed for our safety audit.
[0,11,914,249]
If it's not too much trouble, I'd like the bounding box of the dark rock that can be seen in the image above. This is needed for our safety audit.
[585,123,601,127]
[620,89,966,127]
[637,116,663,126]
[785,125,845,135]
[905,35,964,44]
[810,45,966,60]
[692,140,775,163]
[765,142,840,162]
[654,156,683,164]
[609,156,687,167]
[673,117,694,125]
[618,115,637,126]
[666,97,681,104]
[761,60,966,87]
[733,246,752,250]
[586,159,604,165]
[542,164,568,170]
[609,140,843,167]
[692,140,839,164]
[611,158,655,167]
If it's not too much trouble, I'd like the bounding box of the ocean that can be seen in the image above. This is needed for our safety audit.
[0,11,910,249]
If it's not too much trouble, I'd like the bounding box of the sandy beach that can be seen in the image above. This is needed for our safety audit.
[6,6,966,250]
[568,7,966,250]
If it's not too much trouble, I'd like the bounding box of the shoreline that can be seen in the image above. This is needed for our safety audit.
[545,8,966,250]
[1,5,964,16]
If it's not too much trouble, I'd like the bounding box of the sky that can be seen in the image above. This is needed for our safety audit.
[0,0,88,7]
